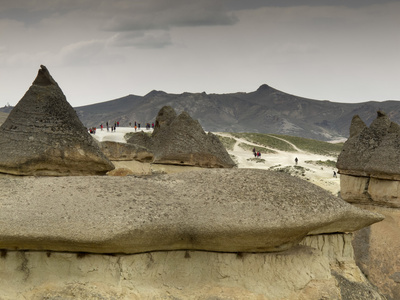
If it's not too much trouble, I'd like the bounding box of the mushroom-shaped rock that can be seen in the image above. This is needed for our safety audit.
[141,106,235,168]
[0,65,114,175]
[337,111,400,179]
[0,169,383,254]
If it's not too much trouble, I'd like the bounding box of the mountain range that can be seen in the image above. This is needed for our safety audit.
[2,84,399,141]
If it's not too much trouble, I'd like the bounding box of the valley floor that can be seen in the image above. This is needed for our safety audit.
[92,127,340,195]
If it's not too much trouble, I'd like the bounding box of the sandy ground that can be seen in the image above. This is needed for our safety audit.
[91,127,340,195]
[91,126,153,143]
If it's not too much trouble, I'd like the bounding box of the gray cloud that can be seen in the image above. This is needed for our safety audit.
[0,0,238,49]
[102,1,238,32]
[1,0,396,27]
[0,0,399,107]
[0,0,96,25]
[109,31,172,48]
[225,0,398,10]
[0,1,238,29]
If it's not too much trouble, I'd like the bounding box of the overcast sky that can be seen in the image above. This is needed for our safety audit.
[1,0,399,107]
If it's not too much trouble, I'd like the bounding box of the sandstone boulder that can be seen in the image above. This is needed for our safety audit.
[0,65,114,176]
[0,169,382,254]
[128,106,236,168]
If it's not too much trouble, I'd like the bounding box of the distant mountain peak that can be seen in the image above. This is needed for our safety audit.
[145,90,167,97]
[256,84,276,92]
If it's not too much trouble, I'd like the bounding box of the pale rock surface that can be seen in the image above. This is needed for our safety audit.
[150,163,205,174]
[0,234,384,300]
[352,205,400,300]
[0,169,382,254]
[108,161,203,177]
[0,65,114,175]
[111,160,152,176]
[341,174,400,208]
[106,167,135,176]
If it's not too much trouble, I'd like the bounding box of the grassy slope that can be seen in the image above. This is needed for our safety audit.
[269,134,343,156]
[217,132,342,161]
[230,133,296,152]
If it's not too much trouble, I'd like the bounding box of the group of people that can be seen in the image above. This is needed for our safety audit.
[96,121,155,132]
[252,148,262,158]
[99,121,119,132]
[129,121,154,132]
[249,150,339,178]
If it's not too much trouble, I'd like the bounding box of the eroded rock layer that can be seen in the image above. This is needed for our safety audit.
[0,234,384,300]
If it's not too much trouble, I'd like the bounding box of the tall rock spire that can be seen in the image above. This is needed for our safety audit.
[0,65,114,175]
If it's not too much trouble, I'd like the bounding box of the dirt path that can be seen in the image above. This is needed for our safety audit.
[266,134,304,153]
[93,129,340,196]
[214,132,340,195]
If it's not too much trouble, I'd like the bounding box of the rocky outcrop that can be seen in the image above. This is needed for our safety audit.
[337,110,400,299]
[127,106,236,168]
[337,111,400,179]
[152,105,177,135]
[352,205,400,300]
[0,234,384,299]
[339,174,400,208]
[0,65,114,176]
[126,130,153,150]
[98,141,153,162]
[0,169,382,254]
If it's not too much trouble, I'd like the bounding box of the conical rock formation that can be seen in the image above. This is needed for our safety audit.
[337,110,400,178]
[0,65,114,175]
[128,106,235,168]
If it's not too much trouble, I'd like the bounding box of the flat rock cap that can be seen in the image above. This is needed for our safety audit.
[0,169,383,254]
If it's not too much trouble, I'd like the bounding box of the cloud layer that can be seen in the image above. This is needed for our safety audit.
[0,1,399,107]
